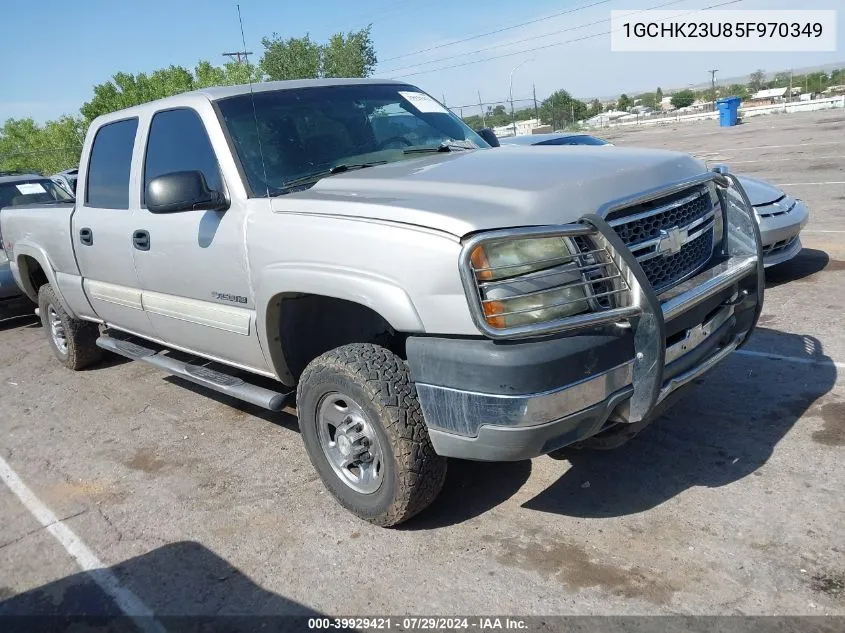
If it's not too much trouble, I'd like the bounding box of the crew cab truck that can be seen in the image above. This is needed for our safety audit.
[0,79,764,526]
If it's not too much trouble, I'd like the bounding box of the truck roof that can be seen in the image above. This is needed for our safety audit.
[90,78,411,127]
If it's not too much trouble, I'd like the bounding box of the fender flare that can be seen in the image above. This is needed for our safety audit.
[13,243,76,317]
[254,264,425,384]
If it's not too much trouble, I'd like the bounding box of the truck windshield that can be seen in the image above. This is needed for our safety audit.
[0,179,74,208]
[216,84,489,196]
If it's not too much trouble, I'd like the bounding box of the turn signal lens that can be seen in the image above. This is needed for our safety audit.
[470,245,492,281]
[482,300,506,328]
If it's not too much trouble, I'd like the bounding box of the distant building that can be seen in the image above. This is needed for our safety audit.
[659,96,675,111]
[492,118,542,137]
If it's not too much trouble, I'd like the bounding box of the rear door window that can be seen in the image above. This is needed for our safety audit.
[85,118,138,209]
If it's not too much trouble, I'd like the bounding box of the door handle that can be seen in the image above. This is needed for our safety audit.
[79,227,93,246]
[133,230,150,251]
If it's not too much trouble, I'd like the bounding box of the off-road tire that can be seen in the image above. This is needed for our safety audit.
[38,284,102,370]
[296,343,447,526]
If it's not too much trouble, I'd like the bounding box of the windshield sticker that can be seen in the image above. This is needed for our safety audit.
[399,91,448,114]
[15,183,46,195]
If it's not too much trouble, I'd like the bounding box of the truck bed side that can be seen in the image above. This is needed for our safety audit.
[1,202,91,316]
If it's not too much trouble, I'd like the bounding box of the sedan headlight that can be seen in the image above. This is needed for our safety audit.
[468,236,589,329]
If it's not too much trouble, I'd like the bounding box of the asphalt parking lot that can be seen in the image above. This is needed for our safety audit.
[1,108,843,620]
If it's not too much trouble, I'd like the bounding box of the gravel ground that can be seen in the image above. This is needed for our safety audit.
[1,108,843,621]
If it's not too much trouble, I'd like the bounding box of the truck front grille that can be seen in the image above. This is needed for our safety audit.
[607,186,717,293]
[639,229,714,292]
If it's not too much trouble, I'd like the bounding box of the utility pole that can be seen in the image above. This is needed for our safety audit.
[532,84,539,122]
[509,58,532,136]
[789,68,793,102]
[708,69,718,110]
[224,5,252,64]
[478,91,486,127]
[223,51,252,63]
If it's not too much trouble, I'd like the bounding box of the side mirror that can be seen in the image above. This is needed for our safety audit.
[146,171,228,214]
[476,127,500,148]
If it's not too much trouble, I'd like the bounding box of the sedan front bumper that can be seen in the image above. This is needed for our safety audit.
[757,199,809,267]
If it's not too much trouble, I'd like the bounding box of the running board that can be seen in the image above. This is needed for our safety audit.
[95,335,290,411]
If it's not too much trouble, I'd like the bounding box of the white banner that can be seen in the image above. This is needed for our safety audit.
[611,10,837,52]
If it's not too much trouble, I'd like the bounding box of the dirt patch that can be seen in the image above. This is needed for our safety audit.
[43,479,125,505]
[811,401,845,446]
[125,451,167,474]
[826,259,845,272]
[492,537,675,604]
[810,570,844,599]
[808,163,842,171]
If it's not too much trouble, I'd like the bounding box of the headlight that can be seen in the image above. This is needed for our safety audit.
[778,195,796,213]
[469,236,589,329]
[470,236,576,280]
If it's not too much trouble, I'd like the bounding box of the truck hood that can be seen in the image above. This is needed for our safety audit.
[270,146,708,237]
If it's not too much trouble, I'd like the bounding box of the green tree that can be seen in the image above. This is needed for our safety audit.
[748,69,766,92]
[726,83,750,100]
[0,116,85,174]
[80,66,195,122]
[321,26,377,78]
[259,34,322,80]
[194,60,261,87]
[486,105,511,127]
[586,98,603,118]
[656,86,664,102]
[462,114,484,130]
[539,90,587,129]
[773,71,791,87]
[636,92,657,109]
[616,93,632,111]
[670,89,696,109]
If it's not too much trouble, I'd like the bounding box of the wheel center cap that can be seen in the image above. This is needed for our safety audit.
[337,434,352,456]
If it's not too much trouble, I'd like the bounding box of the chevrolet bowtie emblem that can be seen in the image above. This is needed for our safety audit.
[657,226,687,256]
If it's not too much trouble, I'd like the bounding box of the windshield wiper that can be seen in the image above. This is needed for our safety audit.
[404,140,476,154]
[272,161,388,195]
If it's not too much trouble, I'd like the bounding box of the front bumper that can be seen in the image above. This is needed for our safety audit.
[410,173,764,461]
[757,199,809,267]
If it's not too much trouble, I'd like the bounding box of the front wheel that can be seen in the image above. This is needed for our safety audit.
[296,343,447,526]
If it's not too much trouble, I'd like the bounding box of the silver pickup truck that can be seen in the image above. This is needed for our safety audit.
[0,78,764,526]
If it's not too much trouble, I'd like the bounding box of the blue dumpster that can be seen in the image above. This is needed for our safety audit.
[716,96,741,127]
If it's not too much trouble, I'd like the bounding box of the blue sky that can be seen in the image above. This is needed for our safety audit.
[0,0,842,123]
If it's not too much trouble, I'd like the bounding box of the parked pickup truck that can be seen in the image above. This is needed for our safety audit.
[0,79,764,526]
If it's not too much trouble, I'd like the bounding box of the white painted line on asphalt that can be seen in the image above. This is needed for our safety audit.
[735,349,845,371]
[718,141,843,152]
[0,455,166,633]
[803,229,845,233]
[724,155,845,165]
[775,181,845,187]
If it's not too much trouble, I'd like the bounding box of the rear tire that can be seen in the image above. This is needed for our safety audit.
[296,343,447,527]
[38,284,102,370]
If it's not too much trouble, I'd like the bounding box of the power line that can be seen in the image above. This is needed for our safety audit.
[379,0,615,64]
[381,0,694,75]
[388,0,746,79]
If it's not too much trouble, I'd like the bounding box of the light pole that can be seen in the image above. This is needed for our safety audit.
[509,58,532,136]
